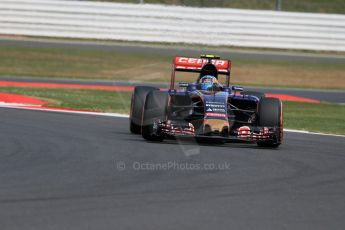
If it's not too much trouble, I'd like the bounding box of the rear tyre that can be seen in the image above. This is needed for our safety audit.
[241,91,265,100]
[129,86,158,134]
[142,91,169,142]
[257,97,283,148]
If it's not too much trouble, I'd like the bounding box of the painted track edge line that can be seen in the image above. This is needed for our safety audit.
[0,104,343,137]
[283,128,345,137]
[0,104,129,118]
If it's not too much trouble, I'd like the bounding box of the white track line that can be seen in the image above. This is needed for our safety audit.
[0,103,128,117]
[0,104,344,138]
[283,128,345,137]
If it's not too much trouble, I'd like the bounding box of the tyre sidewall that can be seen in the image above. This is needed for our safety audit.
[142,91,169,141]
[129,86,158,133]
[257,97,283,147]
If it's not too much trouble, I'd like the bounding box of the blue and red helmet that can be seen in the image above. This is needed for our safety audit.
[200,75,218,90]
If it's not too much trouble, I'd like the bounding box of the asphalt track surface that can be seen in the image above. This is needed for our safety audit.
[1,107,345,230]
[2,37,345,63]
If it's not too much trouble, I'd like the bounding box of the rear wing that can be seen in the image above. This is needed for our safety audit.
[170,56,231,89]
[174,57,231,75]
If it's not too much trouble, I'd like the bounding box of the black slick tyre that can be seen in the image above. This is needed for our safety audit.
[141,91,169,142]
[129,86,158,134]
[257,97,283,148]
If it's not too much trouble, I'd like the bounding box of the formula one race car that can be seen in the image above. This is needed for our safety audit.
[129,55,283,147]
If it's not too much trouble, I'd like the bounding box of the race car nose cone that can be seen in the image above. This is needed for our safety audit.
[204,119,229,135]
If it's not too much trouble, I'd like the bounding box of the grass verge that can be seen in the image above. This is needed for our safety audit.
[1,43,345,90]
[0,86,344,135]
[0,87,131,114]
[283,101,345,135]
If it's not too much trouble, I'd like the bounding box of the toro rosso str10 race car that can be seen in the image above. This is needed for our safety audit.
[130,55,283,147]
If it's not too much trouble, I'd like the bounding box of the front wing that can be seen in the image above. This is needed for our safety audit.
[155,120,279,143]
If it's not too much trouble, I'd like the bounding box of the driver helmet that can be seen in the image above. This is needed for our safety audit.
[200,75,218,90]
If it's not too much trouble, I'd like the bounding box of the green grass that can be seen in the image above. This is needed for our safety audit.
[93,0,345,14]
[1,44,345,90]
[0,44,171,80]
[0,87,131,114]
[0,86,344,134]
[283,101,345,134]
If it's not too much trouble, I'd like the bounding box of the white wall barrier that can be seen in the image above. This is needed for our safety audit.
[0,0,344,51]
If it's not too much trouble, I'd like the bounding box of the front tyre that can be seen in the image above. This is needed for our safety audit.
[257,97,283,148]
[129,86,158,134]
[142,91,169,142]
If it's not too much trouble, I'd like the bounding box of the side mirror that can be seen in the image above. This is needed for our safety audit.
[179,82,189,88]
[231,86,243,92]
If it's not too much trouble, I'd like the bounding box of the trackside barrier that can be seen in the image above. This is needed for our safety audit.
[0,0,344,51]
